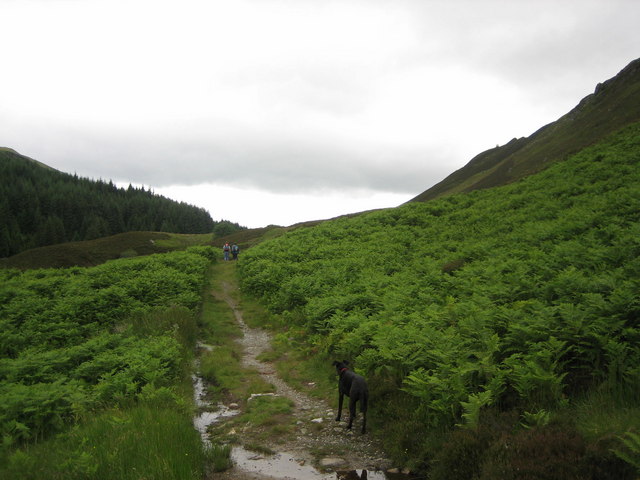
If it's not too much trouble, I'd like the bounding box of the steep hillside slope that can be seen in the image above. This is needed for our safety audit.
[0,147,57,171]
[238,122,640,477]
[411,57,640,202]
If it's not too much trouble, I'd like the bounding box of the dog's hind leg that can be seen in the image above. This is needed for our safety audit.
[361,394,368,434]
[361,410,367,434]
[347,398,357,430]
[336,392,344,422]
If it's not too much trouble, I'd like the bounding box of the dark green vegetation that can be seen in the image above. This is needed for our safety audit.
[213,219,249,237]
[0,231,213,270]
[412,57,640,202]
[0,223,290,271]
[239,123,640,478]
[0,147,244,257]
[0,247,222,479]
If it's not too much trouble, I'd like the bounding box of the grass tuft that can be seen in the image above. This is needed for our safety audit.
[0,404,205,480]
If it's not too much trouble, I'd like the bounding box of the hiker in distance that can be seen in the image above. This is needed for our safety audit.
[231,243,240,260]
[223,242,231,261]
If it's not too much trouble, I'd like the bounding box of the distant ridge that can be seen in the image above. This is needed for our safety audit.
[0,146,58,172]
[410,57,640,202]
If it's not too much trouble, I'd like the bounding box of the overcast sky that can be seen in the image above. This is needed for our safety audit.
[1,0,638,227]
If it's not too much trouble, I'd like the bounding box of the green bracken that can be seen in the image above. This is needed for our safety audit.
[238,123,640,477]
[0,247,217,478]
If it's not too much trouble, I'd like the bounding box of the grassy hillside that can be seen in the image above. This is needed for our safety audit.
[0,231,214,270]
[411,57,640,202]
[0,147,57,171]
[238,122,640,478]
[0,223,304,270]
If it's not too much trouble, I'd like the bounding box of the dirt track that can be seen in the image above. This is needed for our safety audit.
[210,281,394,479]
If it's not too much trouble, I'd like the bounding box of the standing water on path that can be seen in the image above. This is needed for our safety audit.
[192,343,239,446]
[229,446,415,480]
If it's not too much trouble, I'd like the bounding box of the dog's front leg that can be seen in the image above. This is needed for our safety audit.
[335,392,344,422]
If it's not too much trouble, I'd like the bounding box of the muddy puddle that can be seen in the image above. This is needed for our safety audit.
[192,345,240,447]
[192,372,239,446]
[192,370,417,479]
[231,446,335,479]
[231,446,418,480]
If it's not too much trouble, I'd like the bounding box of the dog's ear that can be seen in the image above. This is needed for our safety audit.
[343,360,350,365]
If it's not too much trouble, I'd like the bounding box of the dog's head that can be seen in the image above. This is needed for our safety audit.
[333,360,350,375]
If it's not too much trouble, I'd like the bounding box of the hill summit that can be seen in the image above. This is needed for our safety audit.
[411,57,640,202]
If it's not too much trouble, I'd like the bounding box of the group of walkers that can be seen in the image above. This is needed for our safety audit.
[222,242,240,261]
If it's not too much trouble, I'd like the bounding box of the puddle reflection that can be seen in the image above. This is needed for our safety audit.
[192,372,239,446]
[231,446,419,480]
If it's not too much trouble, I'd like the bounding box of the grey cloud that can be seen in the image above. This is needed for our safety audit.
[404,0,640,102]
[5,0,638,210]
[140,139,449,195]
[16,122,450,196]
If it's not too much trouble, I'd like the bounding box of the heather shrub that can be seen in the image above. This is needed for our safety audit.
[583,434,637,480]
[480,424,587,480]
[429,428,484,480]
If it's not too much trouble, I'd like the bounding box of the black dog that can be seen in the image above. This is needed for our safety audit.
[333,360,368,434]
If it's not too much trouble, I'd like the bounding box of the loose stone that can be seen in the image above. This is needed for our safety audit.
[320,457,347,468]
